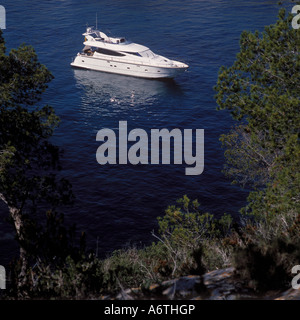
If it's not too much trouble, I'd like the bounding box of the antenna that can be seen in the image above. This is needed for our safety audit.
[96,13,98,30]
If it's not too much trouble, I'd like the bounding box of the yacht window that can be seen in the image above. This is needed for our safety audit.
[140,50,155,58]
[96,48,125,56]
[89,33,99,38]
[122,52,142,57]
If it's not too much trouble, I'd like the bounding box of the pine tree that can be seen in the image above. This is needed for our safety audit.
[0,30,73,285]
[214,7,300,219]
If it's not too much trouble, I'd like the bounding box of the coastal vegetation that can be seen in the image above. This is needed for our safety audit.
[0,6,299,299]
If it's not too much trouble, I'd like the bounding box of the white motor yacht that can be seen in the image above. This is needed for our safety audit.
[71,27,189,79]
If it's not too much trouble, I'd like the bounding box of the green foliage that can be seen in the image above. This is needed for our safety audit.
[215,8,300,138]
[101,248,151,292]
[18,211,85,265]
[215,8,300,191]
[0,32,69,210]
[0,145,15,172]
[234,237,300,292]
[158,195,232,243]
[156,195,234,272]
[158,196,215,245]
[9,254,104,299]
[214,6,300,293]
[0,30,53,108]
[215,6,300,220]
[0,29,74,294]
[5,208,93,299]
[219,125,278,187]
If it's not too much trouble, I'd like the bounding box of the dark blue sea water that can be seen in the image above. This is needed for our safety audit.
[0,0,291,266]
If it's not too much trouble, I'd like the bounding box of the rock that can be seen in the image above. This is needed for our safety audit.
[275,288,300,300]
[161,275,204,299]
[111,267,300,300]
[202,267,244,300]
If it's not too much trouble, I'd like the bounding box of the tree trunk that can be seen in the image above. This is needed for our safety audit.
[0,194,27,286]
[9,206,28,278]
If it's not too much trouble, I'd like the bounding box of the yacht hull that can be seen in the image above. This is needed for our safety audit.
[71,55,188,79]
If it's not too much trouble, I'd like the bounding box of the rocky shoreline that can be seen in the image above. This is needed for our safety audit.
[103,268,300,300]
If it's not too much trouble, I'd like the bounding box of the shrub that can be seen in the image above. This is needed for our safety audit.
[155,195,235,272]
[234,237,300,292]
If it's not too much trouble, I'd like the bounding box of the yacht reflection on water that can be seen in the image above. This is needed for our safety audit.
[73,68,183,111]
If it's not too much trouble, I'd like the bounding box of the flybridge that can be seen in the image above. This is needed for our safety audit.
[83,27,127,44]
[96,121,204,176]
[83,28,149,54]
